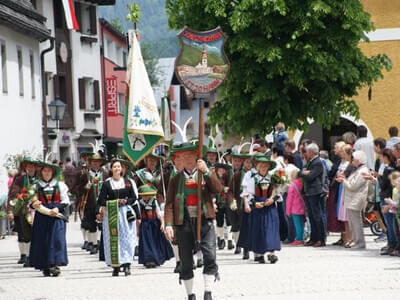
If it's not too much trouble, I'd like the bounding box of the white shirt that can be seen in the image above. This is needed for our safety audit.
[386,136,400,149]
[354,137,375,170]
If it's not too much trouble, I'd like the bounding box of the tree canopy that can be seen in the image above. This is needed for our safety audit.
[166,0,392,135]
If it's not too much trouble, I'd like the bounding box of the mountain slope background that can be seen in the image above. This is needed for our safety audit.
[99,0,179,58]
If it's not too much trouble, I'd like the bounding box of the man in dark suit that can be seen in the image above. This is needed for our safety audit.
[299,143,326,247]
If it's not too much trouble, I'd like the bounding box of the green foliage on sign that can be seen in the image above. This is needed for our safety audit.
[166,0,392,135]
[178,44,225,67]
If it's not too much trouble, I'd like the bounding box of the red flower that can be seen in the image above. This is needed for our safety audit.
[278,169,285,178]
[21,188,27,193]
[92,178,99,184]
[125,182,131,188]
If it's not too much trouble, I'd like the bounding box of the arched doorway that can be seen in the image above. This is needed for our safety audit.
[293,115,373,157]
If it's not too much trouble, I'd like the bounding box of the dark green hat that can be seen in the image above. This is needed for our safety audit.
[89,152,107,164]
[138,184,157,196]
[20,156,39,166]
[38,161,61,177]
[80,150,94,158]
[214,162,232,170]
[112,155,134,171]
[253,154,277,169]
[171,142,199,155]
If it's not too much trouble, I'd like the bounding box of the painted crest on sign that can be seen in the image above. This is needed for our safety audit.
[175,27,229,95]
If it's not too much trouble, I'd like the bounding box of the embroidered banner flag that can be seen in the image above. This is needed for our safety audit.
[123,32,164,164]
[107,199,119,267]
[61,0,80,31]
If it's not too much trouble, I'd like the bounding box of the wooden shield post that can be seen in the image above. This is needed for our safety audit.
[174,27,230,246]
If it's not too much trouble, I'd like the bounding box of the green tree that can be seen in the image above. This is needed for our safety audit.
[166,0,392,135]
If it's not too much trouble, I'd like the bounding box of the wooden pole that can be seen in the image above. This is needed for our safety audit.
[196,98,204,245]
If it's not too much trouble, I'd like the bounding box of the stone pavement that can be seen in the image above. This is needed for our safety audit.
[1,220,400,300]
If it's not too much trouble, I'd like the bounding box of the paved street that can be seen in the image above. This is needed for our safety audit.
[1,221,400,300]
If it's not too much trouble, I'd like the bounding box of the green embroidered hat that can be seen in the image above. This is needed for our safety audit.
[253,153,277,169]
[112,155,134,171]
[37,153,61,177]
[138,184,157,196]
[20,156,40,166]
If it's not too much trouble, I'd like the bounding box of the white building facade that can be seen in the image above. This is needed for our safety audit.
[36,0,114,162]
[0,1,51,164]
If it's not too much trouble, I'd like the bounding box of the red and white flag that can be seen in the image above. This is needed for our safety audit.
[61,0,80,31]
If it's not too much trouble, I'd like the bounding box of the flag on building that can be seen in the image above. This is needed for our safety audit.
[123,32,164,164]
[161,95,173,141]
[61,0,80,31]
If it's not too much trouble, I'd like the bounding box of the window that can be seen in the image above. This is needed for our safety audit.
[17,47,23,96]
[78,78,100,110]
[76,3,97,35]
[116,45,122,66]
[0,41,7,93]
[29,51,35,99]
[122,51,127,68]
[118,93,125,114]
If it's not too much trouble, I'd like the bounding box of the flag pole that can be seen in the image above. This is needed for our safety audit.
[197,98,204,247]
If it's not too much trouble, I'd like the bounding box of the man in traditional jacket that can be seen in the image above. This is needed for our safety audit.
[228,153,253,256]
[77,151,108,254]
[7,156,39,267]
[165,142,223,300]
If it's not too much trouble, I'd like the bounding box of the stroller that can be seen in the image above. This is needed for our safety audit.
[363,201,383,236]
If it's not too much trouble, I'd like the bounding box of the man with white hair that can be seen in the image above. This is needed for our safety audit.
[299,143,326,247]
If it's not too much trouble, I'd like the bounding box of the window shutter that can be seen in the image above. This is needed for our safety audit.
[89,6,97,35]
[93,80,100,110]
[53,74,60,97]
[74,2,82,33]
[78,78,86,109]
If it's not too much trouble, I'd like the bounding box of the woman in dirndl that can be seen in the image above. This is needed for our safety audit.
[30,162,69,277]
[97,159,140,276]
[242,155,281,264]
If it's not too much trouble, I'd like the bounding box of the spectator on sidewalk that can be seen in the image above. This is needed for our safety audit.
[354,125,375,170]
[386,126,400,150]
[337,151,369,249]
[299,143,326,247]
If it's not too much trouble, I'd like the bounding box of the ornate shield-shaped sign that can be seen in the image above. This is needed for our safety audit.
[175,27,229,95]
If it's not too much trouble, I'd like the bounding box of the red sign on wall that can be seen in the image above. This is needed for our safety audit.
[106,77,118,116]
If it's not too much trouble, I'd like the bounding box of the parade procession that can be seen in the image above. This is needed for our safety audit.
[2,1,400,300]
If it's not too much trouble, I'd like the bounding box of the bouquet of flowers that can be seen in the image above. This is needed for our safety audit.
[10,185,36,215]
[271,169,289,186]
[10,184,36,224]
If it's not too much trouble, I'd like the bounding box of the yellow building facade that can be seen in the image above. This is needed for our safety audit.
[293,0,400,148]
[356,0,400,139]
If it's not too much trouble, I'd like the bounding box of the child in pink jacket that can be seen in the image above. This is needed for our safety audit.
[285,167,305,245]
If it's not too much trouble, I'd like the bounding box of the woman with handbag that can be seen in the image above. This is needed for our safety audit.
[97,159,140,276]
[336,151,370,249]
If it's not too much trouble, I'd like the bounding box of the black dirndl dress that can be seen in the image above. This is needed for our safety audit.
[138,200,173,266]
[30,181,68,270]
[247,181,281,254]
